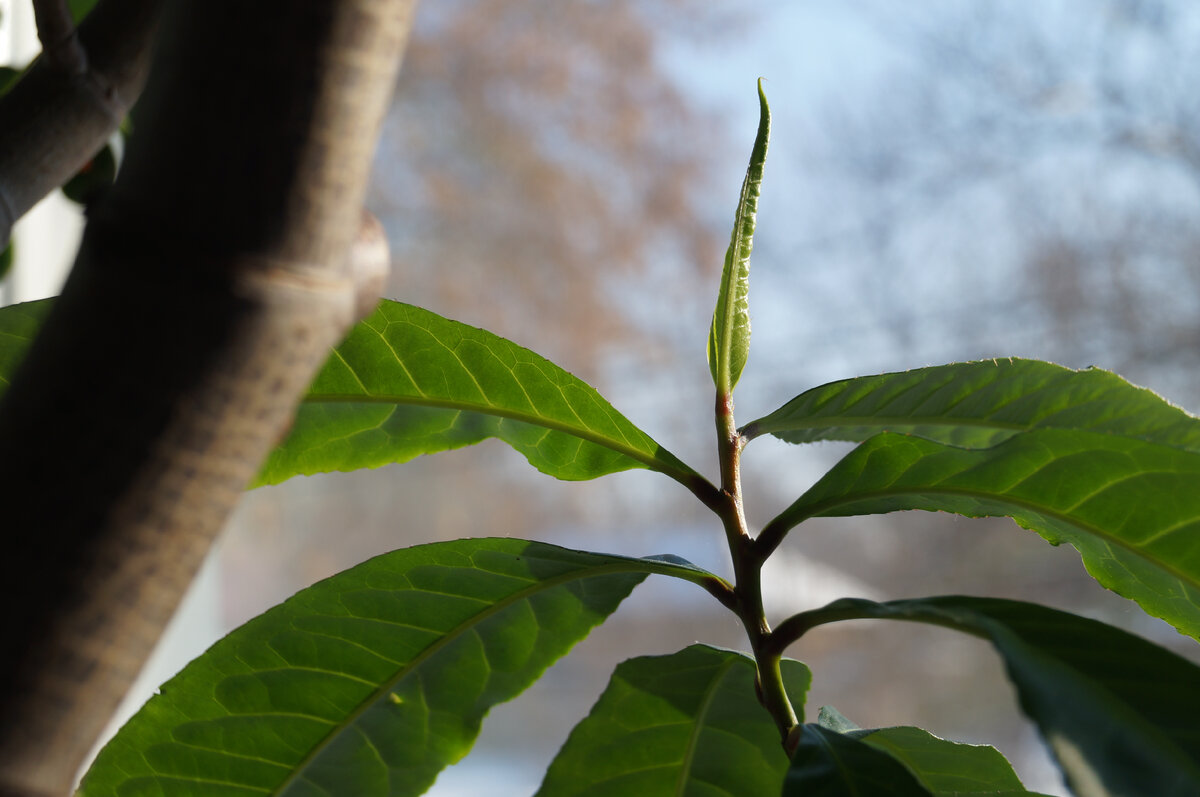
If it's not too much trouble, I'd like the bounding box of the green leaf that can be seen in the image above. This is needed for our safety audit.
[816,705,860,733]
[811,709,1048,796]
[61,142,118,206]
[0,299,711,494]
[783,724,933,796]
[0,66,20,95]
[787,597,1200,797]
[854,727,1042,796]
[68,0,100,22]
[536,644,810,797]
[707,79,769,394]
[255,299,701,486]
[0,242,12,283]
[80,539,729,796]
[742,358,1200,452]
[767,429,1200,639]
[0,300,51,391]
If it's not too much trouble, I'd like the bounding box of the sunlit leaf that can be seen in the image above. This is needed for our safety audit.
[766,429,1200,639]
[742,358,1200,452]
[536,644,809,796]
[787,597,1200,797]
[255,299,701,485]
[79,539,729,796]
[783,723,933,796]
[707,79,769,394]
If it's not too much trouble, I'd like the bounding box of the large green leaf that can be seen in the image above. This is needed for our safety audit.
[707,79,769,394]
[812,709,1046,796]
[742,358,1200,452]
[536,644,810,797]
[783,724,933,796]
[257,299,704,488]
[79,539,729,797]
[765,429,1200,638]
[783,597,1200,797]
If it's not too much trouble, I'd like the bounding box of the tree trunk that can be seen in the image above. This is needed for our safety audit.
[0,3,414,794]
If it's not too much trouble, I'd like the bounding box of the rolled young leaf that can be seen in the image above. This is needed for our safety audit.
[763,429,1200,639]
[742,358,1200,452]
[782,597,1200,797]
[79,539,730,797]
[536,644,810,797]
[707,79,769,394]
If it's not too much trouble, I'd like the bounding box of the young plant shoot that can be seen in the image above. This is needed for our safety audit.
[1,81,1197,796]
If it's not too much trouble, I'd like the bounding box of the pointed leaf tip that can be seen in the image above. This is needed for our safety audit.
[708,79,770,393]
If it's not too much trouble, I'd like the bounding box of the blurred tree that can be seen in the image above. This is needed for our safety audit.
[373,0,726,370]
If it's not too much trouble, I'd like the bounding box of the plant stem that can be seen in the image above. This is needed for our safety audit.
[714,388,800,746]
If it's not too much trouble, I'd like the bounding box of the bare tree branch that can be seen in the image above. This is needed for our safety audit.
[0,0,162,248]
[0,2,416,793]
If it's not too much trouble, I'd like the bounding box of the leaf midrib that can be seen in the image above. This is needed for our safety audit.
[275,557,717,795]
[752,414,1182,446]
[303,392,691,479]
[754,414,1029,438]
[673,657,739,796]
[797,484,1197,591]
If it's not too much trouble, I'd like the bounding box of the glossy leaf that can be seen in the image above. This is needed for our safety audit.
[785,597,1200,797]
[707,79,769,394]
[257,299,701,486]
[80,539,729,796]
[742,358,1200,452]
[536,644,809,797]
[767,429,1200,638]
[783,724,933,796]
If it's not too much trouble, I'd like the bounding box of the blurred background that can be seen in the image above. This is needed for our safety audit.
[7,1,1200,794]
